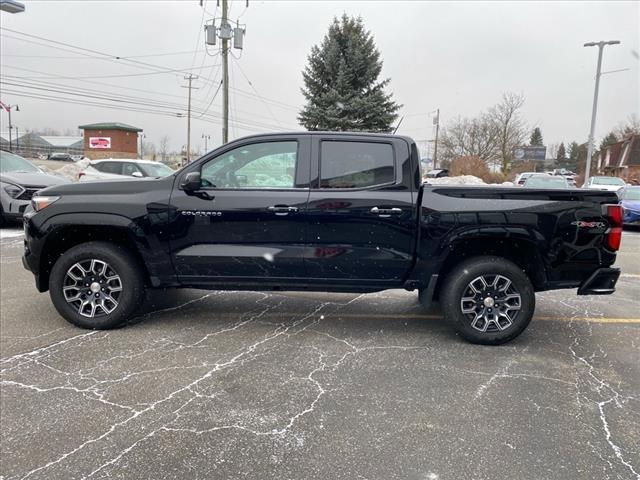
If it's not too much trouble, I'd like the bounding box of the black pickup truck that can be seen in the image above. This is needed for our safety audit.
[22,132,623,344]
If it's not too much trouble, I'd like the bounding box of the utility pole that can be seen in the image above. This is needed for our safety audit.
[202,133,211,153]
[139,133,145,159]
[182,74,199,163]
[204,0,245,145]
[222,0,229,144]
[432,109,440,170]
[583,40,620,185]
[0,102,19,152]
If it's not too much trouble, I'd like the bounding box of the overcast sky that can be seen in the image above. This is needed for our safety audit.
[1,0,638,155]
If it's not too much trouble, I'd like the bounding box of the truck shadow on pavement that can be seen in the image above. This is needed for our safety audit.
[125,288,537,348]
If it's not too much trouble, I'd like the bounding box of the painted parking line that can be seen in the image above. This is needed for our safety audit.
[155,310,640,324]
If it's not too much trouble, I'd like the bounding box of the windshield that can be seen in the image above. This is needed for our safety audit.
[0,151,40,173]
[139,163,175,177]
[622,188,640,201]
[593,177,625,186]
[524,176,567,189]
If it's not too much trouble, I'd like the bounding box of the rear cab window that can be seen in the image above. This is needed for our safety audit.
[319,140,395,189]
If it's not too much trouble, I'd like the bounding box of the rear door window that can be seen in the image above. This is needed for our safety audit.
[319,141,394,189]
[97,162,123,175]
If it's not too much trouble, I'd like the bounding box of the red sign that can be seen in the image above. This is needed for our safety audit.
[89,137,111,149]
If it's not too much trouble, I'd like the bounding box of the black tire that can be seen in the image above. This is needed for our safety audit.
[441,256,535,345]
[49,241,145,329]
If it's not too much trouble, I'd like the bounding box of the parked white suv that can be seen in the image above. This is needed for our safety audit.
[78,159,174,181]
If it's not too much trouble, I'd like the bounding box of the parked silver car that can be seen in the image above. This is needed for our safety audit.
[0,150,69,225]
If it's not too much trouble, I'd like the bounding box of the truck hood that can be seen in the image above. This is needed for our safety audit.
[36,175,175,196]
[0,171,70,187]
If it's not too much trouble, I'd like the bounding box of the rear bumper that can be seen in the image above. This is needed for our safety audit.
[577,267,620,295]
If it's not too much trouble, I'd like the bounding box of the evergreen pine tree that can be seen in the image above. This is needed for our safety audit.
[298,15,400,132]
[556,142,566,165]
[567,141,580,171]
[530,127,544,146]
[599,132,618,150]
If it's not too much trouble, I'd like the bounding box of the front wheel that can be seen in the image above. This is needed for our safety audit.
[49,242,145,329]
[441,256,535,345]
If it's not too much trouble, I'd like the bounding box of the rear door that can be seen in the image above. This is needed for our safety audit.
[168,135,311,283]
[304,135,416,286]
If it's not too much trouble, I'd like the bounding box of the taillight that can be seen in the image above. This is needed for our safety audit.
[78,171,85,180]
[605,204,623,251]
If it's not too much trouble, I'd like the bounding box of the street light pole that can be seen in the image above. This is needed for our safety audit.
[583,40,620,185]
[433,108,440,170]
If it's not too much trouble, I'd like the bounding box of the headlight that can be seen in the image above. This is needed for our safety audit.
[31,196,60,212]
[3,183,24,199]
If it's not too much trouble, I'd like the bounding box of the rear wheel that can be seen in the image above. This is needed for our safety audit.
[441,256,535,345]
[49,242,145,329]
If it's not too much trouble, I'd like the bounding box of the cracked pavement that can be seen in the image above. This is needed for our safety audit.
[1,227,639,480]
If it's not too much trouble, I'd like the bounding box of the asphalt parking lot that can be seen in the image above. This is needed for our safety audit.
[1,225,639,480]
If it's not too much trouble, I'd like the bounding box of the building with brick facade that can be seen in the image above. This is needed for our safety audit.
[597,134,640,184]
[78,122,142,160]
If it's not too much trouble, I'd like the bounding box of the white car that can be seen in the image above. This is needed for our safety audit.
[583,176,626,192]
[515,172,544,186]
[78,159,175,181]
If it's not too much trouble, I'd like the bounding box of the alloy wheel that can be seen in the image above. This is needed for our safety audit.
[460,274,522,333]
[62,259,123,318]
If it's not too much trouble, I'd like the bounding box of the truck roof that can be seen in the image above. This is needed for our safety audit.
[228,131,415,144]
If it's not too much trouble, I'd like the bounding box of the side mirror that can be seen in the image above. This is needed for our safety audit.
[181,171,201,192]
[131,171,143,178]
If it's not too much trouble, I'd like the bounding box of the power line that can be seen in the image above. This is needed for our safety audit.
[0,79,190,113]
[231,55,282,128]
[0,49,206,59]
[194,80,223,118]
[1,65,210,105]
[1,27,214,78]
[3,87,287,134]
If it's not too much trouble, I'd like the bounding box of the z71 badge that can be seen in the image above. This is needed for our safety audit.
[571,221,606,228]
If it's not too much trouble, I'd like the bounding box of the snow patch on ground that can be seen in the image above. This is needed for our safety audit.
[0,228,23,239]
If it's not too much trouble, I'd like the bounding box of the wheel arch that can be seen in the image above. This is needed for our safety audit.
[37,215,151,292]
[434,236,547,299]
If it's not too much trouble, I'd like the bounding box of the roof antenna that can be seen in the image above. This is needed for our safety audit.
[393,116,404,134]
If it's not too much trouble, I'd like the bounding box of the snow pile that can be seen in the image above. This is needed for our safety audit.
[40,159,90,182]
[425,175,486,185]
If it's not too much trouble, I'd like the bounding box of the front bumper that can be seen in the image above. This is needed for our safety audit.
[21,213,48,292]
[577,267,620,295]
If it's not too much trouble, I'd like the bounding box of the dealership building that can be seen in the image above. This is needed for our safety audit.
[78,122,142,160]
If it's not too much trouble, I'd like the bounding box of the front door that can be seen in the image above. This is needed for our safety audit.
[168,136,310,283]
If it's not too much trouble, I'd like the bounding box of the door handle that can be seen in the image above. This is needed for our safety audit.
[268,205,299,216]
[370,207,402,217]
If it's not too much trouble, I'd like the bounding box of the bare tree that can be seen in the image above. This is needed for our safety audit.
[488,92,527,174]
[614,114,640,139]
[159,135,170,163]
[142,141,157,160]
[439,114,500,167]
[450,155,490,179]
